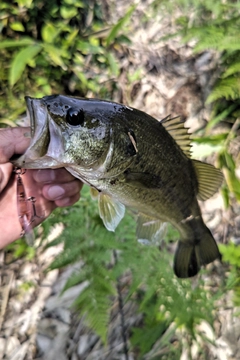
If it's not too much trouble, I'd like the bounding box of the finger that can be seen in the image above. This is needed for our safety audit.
[0,163,14,192]
[0,127,31,162]
[54,193,81,207]
[42,180,83,201]
[33,168,77,184]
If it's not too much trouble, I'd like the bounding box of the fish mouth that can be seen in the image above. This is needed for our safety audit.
[13,96,64,169]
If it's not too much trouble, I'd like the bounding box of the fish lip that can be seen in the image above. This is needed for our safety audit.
[13,97,63,169]
[25,96,36,139]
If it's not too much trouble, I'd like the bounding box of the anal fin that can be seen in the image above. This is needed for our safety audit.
[137,213,167,245]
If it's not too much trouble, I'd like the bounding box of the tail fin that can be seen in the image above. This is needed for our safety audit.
[173,227,221,278]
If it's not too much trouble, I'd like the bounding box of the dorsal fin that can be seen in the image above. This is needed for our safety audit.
[193,160,223,201]
[161,115,192,157]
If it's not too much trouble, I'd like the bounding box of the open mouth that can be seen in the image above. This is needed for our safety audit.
[12,97,64,169]
[25,96,50,158]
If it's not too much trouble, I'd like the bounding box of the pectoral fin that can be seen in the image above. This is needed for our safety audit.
[98,193,125,232]
[137,213,167,245]
[90,187,99,199]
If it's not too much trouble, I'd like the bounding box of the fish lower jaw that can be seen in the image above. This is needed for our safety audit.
[12,155,63,169]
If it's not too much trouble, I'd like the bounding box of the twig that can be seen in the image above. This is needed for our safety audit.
[0,270,14,331]
[225,117,240,146]
[113,250,129,360]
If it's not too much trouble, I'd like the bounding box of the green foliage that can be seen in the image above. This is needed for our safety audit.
[9,44,42,86]
[6,237,36,260]
[155,0,240,207]
[220,243,240,307]
[131,268,216,357]
[0,0,133,126]
[2,0,240,357]
[105,5,136,47]
[41,186,220,354]
[157,0,240,328]
[207,78,240,103]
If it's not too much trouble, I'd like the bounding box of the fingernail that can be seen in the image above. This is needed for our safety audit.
[35,169,55,182]
[48,185,65,199]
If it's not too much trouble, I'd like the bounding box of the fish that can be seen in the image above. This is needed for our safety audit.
[13,95,223,278]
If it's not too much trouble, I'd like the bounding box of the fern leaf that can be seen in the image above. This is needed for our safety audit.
[207,77,240,103]
[73,271,116,343]
[223,62,240,78]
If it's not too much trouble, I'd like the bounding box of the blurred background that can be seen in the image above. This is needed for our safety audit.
[1,0,240,359]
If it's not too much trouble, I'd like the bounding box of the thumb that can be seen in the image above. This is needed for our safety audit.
[0,127,31,163]
[0,163,14,193]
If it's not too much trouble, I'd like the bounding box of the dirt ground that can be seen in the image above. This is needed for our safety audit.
[1,1,240,359]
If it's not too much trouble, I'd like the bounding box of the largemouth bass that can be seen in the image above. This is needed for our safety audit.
[14,95,223,278]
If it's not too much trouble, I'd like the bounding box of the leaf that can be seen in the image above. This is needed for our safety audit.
[206,103,238,130]
[65,28,79,46]
[43,43,67,69]
[223,168,240,201]
[10,21,25,32]
[221,185,230,208]
[60,6,78,19]
[106,5,136,47]
[219,152,236,172]
[77,39,103,55]
[191,142,223,158]
[9,44,42,86]
[107,52,119,76]
[0,38,34,49]
[41,23,59,43]
[220,243,240,266]
[64,0,84,5]
[17,0,33,7]
[218,35,240,52]
[0,119,16,127]
[206,77,240,103]
[223,62,240,78]
[192,133,228,145]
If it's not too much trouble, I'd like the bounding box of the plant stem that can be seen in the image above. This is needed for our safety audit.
[113,249,129,360]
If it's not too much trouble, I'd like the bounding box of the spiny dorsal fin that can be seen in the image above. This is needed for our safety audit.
[193,160,223,201]
[161,115,192,157]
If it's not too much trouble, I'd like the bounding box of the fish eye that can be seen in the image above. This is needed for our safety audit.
[66,108,85,126]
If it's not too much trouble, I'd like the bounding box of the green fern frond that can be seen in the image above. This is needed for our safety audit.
[223,62,240,78]
[73,270,116,343]
[218,35,240,52]
[63,269,88,291]
[207,76,240,103]
[182,25,225,52]
[44,186,219,350]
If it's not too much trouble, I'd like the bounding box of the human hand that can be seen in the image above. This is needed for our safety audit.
[0,127,83,248]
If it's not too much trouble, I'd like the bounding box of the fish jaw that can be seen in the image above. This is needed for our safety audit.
[13,97,65,169]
